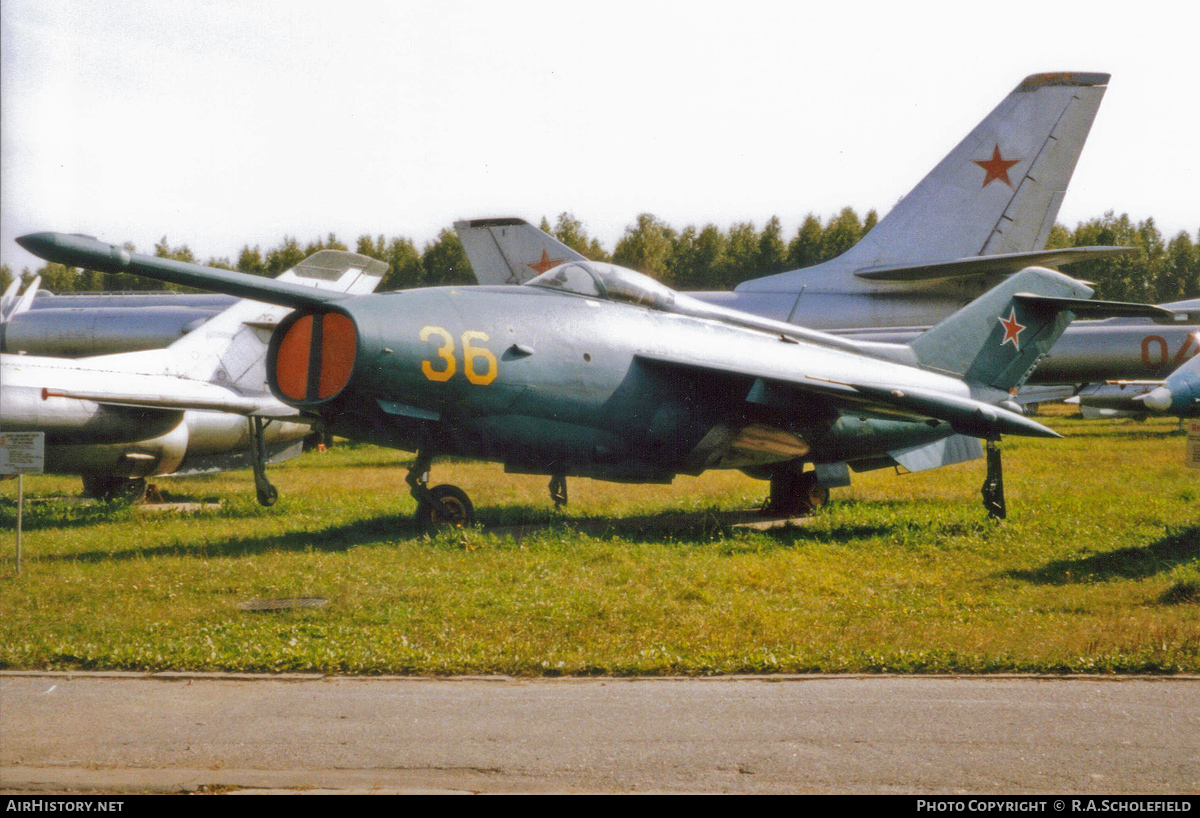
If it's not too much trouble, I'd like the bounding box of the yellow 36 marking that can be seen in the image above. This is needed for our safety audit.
[461,331,498,385]
[419,326,456,382]
[419,327,498,385]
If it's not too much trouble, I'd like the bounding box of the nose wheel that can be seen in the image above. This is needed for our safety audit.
[407,450,476,530]
[416,484,476,529]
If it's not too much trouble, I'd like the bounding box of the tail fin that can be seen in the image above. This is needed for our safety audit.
[95,251,385,390]
[1,276,41,321]
[910,267,1180,391]
[738,72,1110,295]
[454,218,585,285]
[0,278,22,319]
[910,267,1092,390]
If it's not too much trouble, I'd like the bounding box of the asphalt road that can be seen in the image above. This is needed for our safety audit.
[1,673,1197,794]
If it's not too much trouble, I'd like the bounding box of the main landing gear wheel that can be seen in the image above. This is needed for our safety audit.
[981,439,1006,521]
[81,474,147,503]
[416,484,476,530]
[255,482,279,507]
[765,470,828,516]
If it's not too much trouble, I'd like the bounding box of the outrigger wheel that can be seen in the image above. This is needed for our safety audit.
[416,484,476,530]
[765,469,829,516]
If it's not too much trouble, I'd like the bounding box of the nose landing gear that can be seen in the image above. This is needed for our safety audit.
[407,450,476,530]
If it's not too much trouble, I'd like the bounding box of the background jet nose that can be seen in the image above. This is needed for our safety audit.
[1140,386,1173,412]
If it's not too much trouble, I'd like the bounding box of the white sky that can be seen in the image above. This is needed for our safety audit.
[2,0,1198,274]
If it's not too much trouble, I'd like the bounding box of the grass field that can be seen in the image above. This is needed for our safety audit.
[1,407,1197,675]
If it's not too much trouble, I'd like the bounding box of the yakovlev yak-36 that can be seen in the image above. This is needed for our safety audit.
[18,232,1176,522]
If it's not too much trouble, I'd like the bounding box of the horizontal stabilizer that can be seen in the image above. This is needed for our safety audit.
[853,246,1137,282]
[1012,293,1184,324]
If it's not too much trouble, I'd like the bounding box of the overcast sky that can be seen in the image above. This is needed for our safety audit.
[2,0,1197,274]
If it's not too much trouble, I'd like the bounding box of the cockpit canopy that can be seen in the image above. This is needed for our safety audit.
[525,261,676,311]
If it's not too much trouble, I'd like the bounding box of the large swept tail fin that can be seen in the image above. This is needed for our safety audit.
[909,267,1178,391]
[738,72,1111,295]
[454,218,586,285]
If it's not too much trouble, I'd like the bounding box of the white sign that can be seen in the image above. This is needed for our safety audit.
[0,432,44,475]
[1188,422,1200,471]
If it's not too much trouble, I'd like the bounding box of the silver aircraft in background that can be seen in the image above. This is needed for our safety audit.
[1065,349,1200,420]
[1,288,234,357]
[0,250,384,502]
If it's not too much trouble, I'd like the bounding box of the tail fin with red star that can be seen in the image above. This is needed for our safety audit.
[908,267,1179,392]
[738,72,1116,296]
[454,218,586,286]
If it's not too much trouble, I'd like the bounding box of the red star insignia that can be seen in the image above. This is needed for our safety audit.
[973,144,1021,188]
[526,248,566,275]
[998,307,1026,350]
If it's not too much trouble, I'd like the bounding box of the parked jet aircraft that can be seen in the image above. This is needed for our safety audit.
[458,218,1198,392]
[17,232,1175,522]
[1066,347,1200,420]
[1,287,233,357]
[0,249,385,503]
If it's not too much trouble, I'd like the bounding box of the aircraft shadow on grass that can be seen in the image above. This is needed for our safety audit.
[29,512,423,564]
[0,498,149,532]
[1055,427,1187,442]
[1003,525,1199,585]
[22,501,907,563]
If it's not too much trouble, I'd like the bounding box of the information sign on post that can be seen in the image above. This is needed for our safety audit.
[1188,421,1200,471]
[1,432,45,574]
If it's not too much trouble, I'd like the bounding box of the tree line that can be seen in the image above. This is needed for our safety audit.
[3,209,1197,304]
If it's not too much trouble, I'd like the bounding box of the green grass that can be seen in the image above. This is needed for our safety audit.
[1,407,1197,675]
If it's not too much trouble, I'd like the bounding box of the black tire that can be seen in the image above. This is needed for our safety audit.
[766,470,828,516]
[256,483,279,507]
[81,474,146,502]
[801,472,830,510]
[417,484,476,530]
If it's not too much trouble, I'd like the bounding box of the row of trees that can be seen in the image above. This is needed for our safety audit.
[4,210,1197,303]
